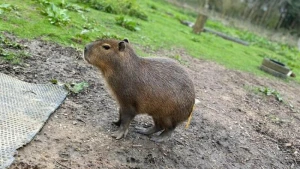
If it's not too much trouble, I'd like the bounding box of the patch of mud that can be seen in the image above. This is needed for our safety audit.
[1,34,300,169]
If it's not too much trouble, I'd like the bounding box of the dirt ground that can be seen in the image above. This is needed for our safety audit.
[1,34,300,169]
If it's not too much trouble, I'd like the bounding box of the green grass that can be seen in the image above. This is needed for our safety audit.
[0,33,30,64]
[257,86,283,102]
[0,0,299,82]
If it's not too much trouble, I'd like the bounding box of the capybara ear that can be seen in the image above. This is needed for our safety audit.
[119,41,126,51]
[123,39,129,43]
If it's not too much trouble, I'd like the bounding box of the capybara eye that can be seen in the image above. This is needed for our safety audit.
[102,45,111,50]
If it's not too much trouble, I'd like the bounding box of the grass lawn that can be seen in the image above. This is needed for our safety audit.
[0,0,299,82]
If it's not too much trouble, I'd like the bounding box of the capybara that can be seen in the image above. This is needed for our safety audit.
[84,39,195,142]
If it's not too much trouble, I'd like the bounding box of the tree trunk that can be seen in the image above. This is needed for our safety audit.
[276,14,285,29]
[298,37,300,51]
[192,13,208,34]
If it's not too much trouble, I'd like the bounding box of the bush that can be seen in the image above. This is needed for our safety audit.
[115,15,140,31]
[79,0,148,21]
[0,3,18,14]
[42,3,70,26]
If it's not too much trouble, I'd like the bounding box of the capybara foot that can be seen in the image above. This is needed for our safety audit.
[112,128,128,140]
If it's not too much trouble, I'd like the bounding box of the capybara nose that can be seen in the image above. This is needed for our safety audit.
[84,43,93,55]
[83,45,91,62]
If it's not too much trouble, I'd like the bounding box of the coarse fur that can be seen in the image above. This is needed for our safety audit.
[84,39,195,142]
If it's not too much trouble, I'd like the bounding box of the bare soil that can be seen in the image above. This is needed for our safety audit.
[1,34,300,169]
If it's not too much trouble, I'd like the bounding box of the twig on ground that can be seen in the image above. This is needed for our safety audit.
[55,160,71,169]
[76,118,86,125]
[201,103,220,113]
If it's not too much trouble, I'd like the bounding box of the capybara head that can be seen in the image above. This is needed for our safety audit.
[84,39,130,70]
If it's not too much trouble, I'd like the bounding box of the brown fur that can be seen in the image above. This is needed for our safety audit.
[84,39,195,141]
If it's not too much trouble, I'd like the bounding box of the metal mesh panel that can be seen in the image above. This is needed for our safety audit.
[0,73,68,168]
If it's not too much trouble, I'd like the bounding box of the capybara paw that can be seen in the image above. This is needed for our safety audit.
[112,129,128,140]
[134,127,149,135]
[135,126,161,135]
[150,136,167,143]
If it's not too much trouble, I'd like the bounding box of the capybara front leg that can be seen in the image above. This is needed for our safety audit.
[112,106,135,140]
[112,108,122,126]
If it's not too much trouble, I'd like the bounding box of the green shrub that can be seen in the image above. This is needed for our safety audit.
[42,3,70,26]
[0,35,30,65]
[33,0,71,26]
[65,82,89,94]
[0,3,17,14]
[59,0,88,13]
[128,8,148,21]
[258,87,283,102]
[100,32,123,40]
[0,35,24,49]
[115,15,140,31]
[79,0,148,21]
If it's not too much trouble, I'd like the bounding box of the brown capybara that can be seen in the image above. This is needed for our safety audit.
[84,39,195,142]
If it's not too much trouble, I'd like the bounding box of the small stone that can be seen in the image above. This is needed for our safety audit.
[284,143,292,147]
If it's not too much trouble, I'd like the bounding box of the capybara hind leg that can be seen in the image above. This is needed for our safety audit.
[135,125,162,135]
[150,128,175,143]
[112,107,135,140]
[135,117,163,135]
[150,118,175,142]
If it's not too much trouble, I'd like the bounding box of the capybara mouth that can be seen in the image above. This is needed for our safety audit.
[83,47,91,63]
[82,51,90,63]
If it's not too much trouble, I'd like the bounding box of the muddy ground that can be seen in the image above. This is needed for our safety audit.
[1,34,300,169]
